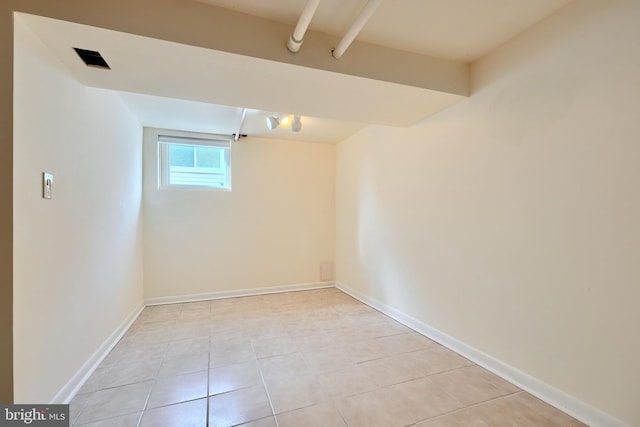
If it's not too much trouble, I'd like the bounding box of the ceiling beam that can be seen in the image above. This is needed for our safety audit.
[13,0,468,97]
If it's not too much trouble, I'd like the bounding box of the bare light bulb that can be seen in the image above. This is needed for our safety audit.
[280,115,292,128]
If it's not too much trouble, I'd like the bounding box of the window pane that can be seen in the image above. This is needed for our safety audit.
[159,134,231,190]
[195,146,220,168]
[169,145,195,167]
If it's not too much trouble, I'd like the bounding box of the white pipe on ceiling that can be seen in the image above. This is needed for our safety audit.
[287,0,322,53]
[332,0,382,59]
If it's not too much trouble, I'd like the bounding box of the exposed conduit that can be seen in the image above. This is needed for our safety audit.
[332,0,382,59]
[234,108,247,141]
[287,0,322,53]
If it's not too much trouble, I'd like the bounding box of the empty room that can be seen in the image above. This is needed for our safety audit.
[2,0,639,426]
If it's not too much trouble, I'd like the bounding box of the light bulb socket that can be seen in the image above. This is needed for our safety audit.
[266,116,279,130]
[291,115,302,132]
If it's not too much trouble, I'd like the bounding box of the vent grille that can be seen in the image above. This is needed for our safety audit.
[73,48,110,69]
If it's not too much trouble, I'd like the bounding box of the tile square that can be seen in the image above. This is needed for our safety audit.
[168,325,211,341]
[139,398,207,427]
[258,353,309,381]
[130,330,174,346]
[325,325,364,344]
[335,388,414,427]
[292,331,335,352]
[301,347,354,373]
[509,392,588,426]
[315,365,378,399]
[69,392,91,425]
[263,373,325,414]
[143,310,181,323]
[374,332,436,356]
[236,417,278,427]
[476,395,561,426]
[158,353,209,377]
[210,317,246,335]
[209,361,262,395]
[358,319,412,338]
[182,301,212,311]
[345,311,388,325]
[178,309,211,321]
[388,377,465,421]
[342,339,387,363]
[277,402,347,427]
[285,321,325,337]
[100,342,167,368]
[429,366,520,406]
[359,353,425,387]
[251,335,298,359]
[209,385,273,427]
[164,336,210,360]
[211,336,253,351]
[400,345,474,376]
[210,338,256,368]
[130,323,176,338]
[415,408,493,427]
[211,327,248,343]
[79,359,161,393]
[75,381,153,425]
[315,314,353,330]
[74,412,141,427]
[146,370,208,409]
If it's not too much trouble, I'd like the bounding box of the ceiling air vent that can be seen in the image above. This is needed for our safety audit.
[73,48,110,69]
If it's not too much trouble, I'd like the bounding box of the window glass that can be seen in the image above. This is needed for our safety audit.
[158,133,231,190]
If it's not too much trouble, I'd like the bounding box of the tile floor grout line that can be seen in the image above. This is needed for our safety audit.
[256,352,280,427]
[206,302,212,427]
[136,312,174,427]
[413,389,525,426]
[206,333,211,427]
[331,396,352,427]
[73,409,144,427]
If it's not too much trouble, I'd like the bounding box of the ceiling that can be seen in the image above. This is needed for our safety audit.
[19,0,571,144]
[194,0,572,62]
[117,92,366,143]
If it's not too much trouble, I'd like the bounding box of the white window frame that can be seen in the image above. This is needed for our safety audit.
[158,132,232,191]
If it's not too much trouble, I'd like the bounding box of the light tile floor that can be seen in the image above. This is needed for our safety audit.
[70,288,587,426]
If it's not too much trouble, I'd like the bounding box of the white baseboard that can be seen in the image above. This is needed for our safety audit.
[335,282,629,427]
[50,301,145,404]
[144,281,335,306]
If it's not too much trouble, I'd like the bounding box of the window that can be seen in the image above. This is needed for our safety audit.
[158,134,231,190]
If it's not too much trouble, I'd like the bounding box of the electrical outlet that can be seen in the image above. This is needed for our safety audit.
[42,172,53,199]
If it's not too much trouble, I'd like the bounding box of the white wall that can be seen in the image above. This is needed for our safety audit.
[336,1,640,425]
[143,128,335,300]
[13,17,144,403]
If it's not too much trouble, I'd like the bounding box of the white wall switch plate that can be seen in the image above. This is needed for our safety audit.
[43,172,53,199]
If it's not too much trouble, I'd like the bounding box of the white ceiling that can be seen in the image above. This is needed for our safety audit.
[194,0,572,61]
[117,92,366,143]
[19,0,572,144]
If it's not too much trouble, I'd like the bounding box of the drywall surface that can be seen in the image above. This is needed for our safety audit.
[0,4,13,404]
[336,1,640,425]
[143,128,335,299]
[13,17,143,402]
